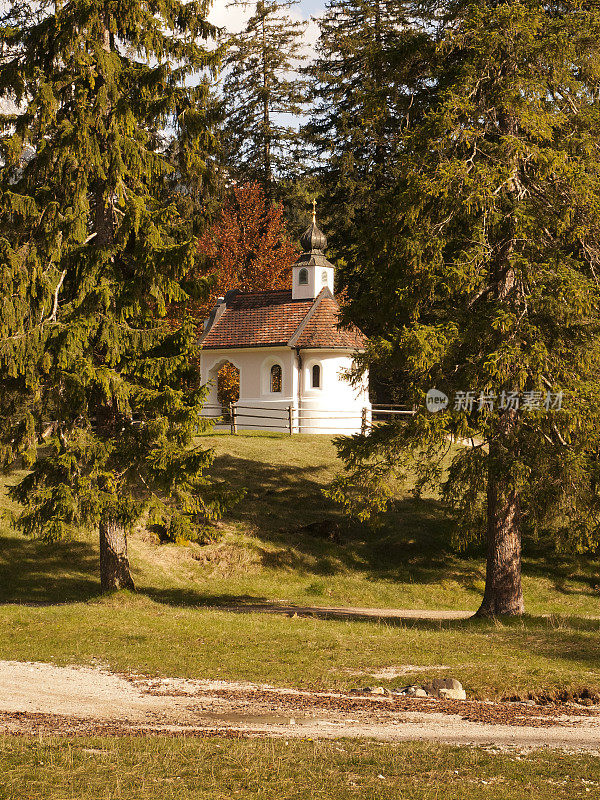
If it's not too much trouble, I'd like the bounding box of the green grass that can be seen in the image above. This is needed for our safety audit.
[1,432,600,699]
[2,431,599,616]
[1,737,599,799]
[1,593,600,699]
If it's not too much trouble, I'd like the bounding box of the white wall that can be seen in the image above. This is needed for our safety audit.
[297,349,370,434]
[291,264,334,300]
[200,346,370,434]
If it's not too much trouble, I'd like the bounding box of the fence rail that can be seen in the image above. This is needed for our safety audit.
[200,403,415,434]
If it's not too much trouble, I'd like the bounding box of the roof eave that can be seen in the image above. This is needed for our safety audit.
[201,342,291,350]
[293,345,367,352]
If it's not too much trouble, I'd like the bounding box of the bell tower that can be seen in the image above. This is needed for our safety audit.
[292,201,335,300]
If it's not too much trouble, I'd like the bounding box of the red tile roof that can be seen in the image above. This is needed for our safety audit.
[290,293,367,349]
[199,288,367,351]
[200,290,313,349]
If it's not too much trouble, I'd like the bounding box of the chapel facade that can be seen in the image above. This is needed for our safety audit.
[198,212,370,434]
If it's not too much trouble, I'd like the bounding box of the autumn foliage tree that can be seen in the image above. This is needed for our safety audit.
[198,182,299,302]
[195,182,299,404]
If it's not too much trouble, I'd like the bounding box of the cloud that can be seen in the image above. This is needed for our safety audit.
[208,0,254,34]
[209,0,321,62]
[299,13,322,62]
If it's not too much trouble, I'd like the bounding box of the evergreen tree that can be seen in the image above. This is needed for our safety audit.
[163,86,225,241]
[304,0,432,324]
[329,0,600,615]
[0,0,238,591]
[220,0,308,195]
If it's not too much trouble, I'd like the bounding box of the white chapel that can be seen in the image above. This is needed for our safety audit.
[198,211,371,434]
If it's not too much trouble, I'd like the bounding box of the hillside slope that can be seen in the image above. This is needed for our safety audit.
[1,431,599,617]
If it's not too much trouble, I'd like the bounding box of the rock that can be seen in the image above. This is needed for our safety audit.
[423,678,466,700]
[395,685,430,697]
[297,520,341,542]
[438,687,467,700]
[370,686,387,695]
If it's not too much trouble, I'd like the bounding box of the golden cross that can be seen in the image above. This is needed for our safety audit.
[312,198,317,225]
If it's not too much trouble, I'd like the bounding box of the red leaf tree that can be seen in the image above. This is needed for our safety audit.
[198,182,299,311]
[195,182,300,405]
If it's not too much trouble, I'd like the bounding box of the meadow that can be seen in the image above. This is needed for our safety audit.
[0,432,599,700]
[2,737,599,800]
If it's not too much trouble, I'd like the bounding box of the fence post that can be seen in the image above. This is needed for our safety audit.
[361,407,367,435]
[288,405,293,435]
[229,402,237,434]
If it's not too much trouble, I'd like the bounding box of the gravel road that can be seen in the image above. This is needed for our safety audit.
[1,660,600,751]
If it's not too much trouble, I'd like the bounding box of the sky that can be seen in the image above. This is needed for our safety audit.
[209,0,326,30]
[208,0,325,52]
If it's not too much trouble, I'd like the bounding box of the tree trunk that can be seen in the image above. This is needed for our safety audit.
[476,444,524,617]
[372,0,386,182]
[476,98,524,616]
[99,513,135,592]
[261,14,272,196]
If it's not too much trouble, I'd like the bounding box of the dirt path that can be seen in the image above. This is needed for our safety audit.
[211,603,474,621]
[2,660,600,751]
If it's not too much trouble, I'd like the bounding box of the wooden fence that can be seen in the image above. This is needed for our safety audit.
[200,404,415,435]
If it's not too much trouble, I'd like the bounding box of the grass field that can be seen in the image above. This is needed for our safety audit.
[1,432,600,699]
[2,431,600,616]
[1,737,599,800]
[2,594,600,699]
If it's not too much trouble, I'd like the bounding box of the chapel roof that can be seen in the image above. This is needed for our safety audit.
[199,287,367,351]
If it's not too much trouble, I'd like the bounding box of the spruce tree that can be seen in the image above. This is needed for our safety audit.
[220,0,308,195]
[329,0,600,615]
[0,0,237,591]
[304,0,432,322]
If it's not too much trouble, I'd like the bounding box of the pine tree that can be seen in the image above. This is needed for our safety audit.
[304,0,432,319]
[0,0,238,591]
[329,0,600,615]
[220,0,308,195]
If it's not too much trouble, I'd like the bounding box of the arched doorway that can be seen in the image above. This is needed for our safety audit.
[217,361,240,412]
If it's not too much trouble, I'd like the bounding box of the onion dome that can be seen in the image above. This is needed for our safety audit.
[300,200,327,253]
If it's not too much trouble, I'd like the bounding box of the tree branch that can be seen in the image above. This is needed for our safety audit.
[43,269,67,324]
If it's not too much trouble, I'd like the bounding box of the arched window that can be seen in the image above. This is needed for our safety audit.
[298,268,309,285]
[270,364,282,393]
[311,364,321,389]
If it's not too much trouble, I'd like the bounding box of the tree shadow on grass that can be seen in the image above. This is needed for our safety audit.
[521,536,600,599]
[0,533,100,604]
[209,451,600,599]
[140,587,271,608]
[381,615,600,681]
[4,446,597,610]
[206,452,487,586]
[135,585,600,679]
